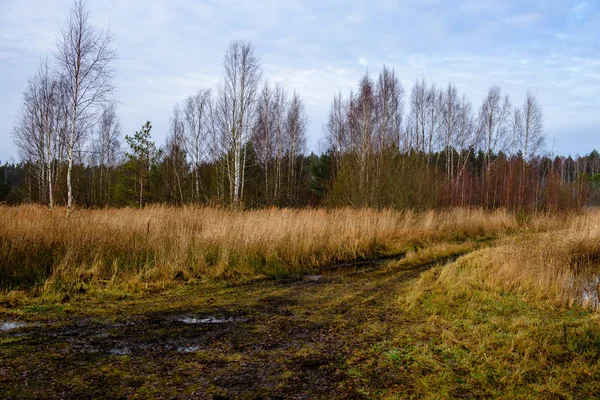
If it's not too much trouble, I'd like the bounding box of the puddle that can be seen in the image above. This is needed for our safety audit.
[109,347,131,356]
[304,275,324,282]
[0,322,29,332]
[177,345,201,353]
[580,276,600,310]
[178,316,246,324]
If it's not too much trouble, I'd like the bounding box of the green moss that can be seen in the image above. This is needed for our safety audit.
[24,303,64,314]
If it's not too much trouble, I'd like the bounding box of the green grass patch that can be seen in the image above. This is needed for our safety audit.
[387,260,600,398]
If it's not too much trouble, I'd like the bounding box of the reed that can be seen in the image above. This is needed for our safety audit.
[409,209,600,310]
[0,205,519,292]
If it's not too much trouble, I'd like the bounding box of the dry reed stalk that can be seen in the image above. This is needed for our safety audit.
[0,205,521,291]
[428,210,600,309]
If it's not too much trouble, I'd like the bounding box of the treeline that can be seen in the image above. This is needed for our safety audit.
[322,73,599,211]
[7,1,600,212]
[3,146,600,211]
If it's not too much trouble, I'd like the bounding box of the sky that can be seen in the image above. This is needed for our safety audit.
[0,0,598,163]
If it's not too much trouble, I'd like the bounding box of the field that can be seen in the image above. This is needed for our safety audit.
[1,205,600,398]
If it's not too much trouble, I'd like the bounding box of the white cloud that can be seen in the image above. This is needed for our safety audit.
[0,0,598,159]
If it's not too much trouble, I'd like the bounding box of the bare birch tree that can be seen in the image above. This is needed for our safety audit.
[12,57,62,207]
[285,91,308,202]
[478,86,512,167]
[424,83,443,159]
[409,79,428,153]
[375,66,404,151]
[440,83,460,178]
[512,91,545,208]
[56,0,116,213]
[166,105,187,204]
[214,41,261,207]
[252,82,274,203]
[271,84,287,201]
[95,104,121,205]
[13,86,44,203]
[250,83,291,203]
[478,86,512,206]
[324,91,348,172]
[36,58,60,208]
[183,89,212,203]
[514,91,545,160]
[454,95,479,205]
[349,73,376,201]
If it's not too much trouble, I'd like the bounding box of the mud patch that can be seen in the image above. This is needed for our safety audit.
[0,246,469,399]
[9,312,251,358]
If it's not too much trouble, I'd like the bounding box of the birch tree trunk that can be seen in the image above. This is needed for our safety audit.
[56,0,115,214]
[215,41,261,208]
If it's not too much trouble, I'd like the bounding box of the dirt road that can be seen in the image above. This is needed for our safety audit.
[0,248,471,399]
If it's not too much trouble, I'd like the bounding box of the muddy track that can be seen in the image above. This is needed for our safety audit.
[0,248,478,399]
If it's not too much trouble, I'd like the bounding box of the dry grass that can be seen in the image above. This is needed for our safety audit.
[397,210,600,397]
[0,205,519,293]
[408,209,600,311]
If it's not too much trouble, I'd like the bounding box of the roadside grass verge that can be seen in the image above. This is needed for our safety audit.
[383,210,600,398]
[411,209,600,309]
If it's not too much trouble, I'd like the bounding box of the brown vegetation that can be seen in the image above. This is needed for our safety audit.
[407,209,600,311]
[393,209,600,397]
[0,205,519,292]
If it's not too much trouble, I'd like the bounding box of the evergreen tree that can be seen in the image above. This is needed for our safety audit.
[124,122,161,208]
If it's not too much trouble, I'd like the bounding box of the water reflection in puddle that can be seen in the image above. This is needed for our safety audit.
[178,316,245,324]
[109,347,131,356]
[580,276,600,310]
[0,322,28,331]
[177,345,201,353]
[304,275,323,281]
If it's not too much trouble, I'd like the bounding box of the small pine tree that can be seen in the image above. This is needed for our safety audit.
[125,122,162,208]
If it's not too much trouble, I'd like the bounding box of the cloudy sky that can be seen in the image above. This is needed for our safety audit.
[0,0,598,162]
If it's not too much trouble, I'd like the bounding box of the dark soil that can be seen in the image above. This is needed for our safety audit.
[0,251,470,399]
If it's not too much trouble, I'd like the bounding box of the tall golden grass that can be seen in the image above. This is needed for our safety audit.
[415,209,600,310]
[0,205,519,292]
